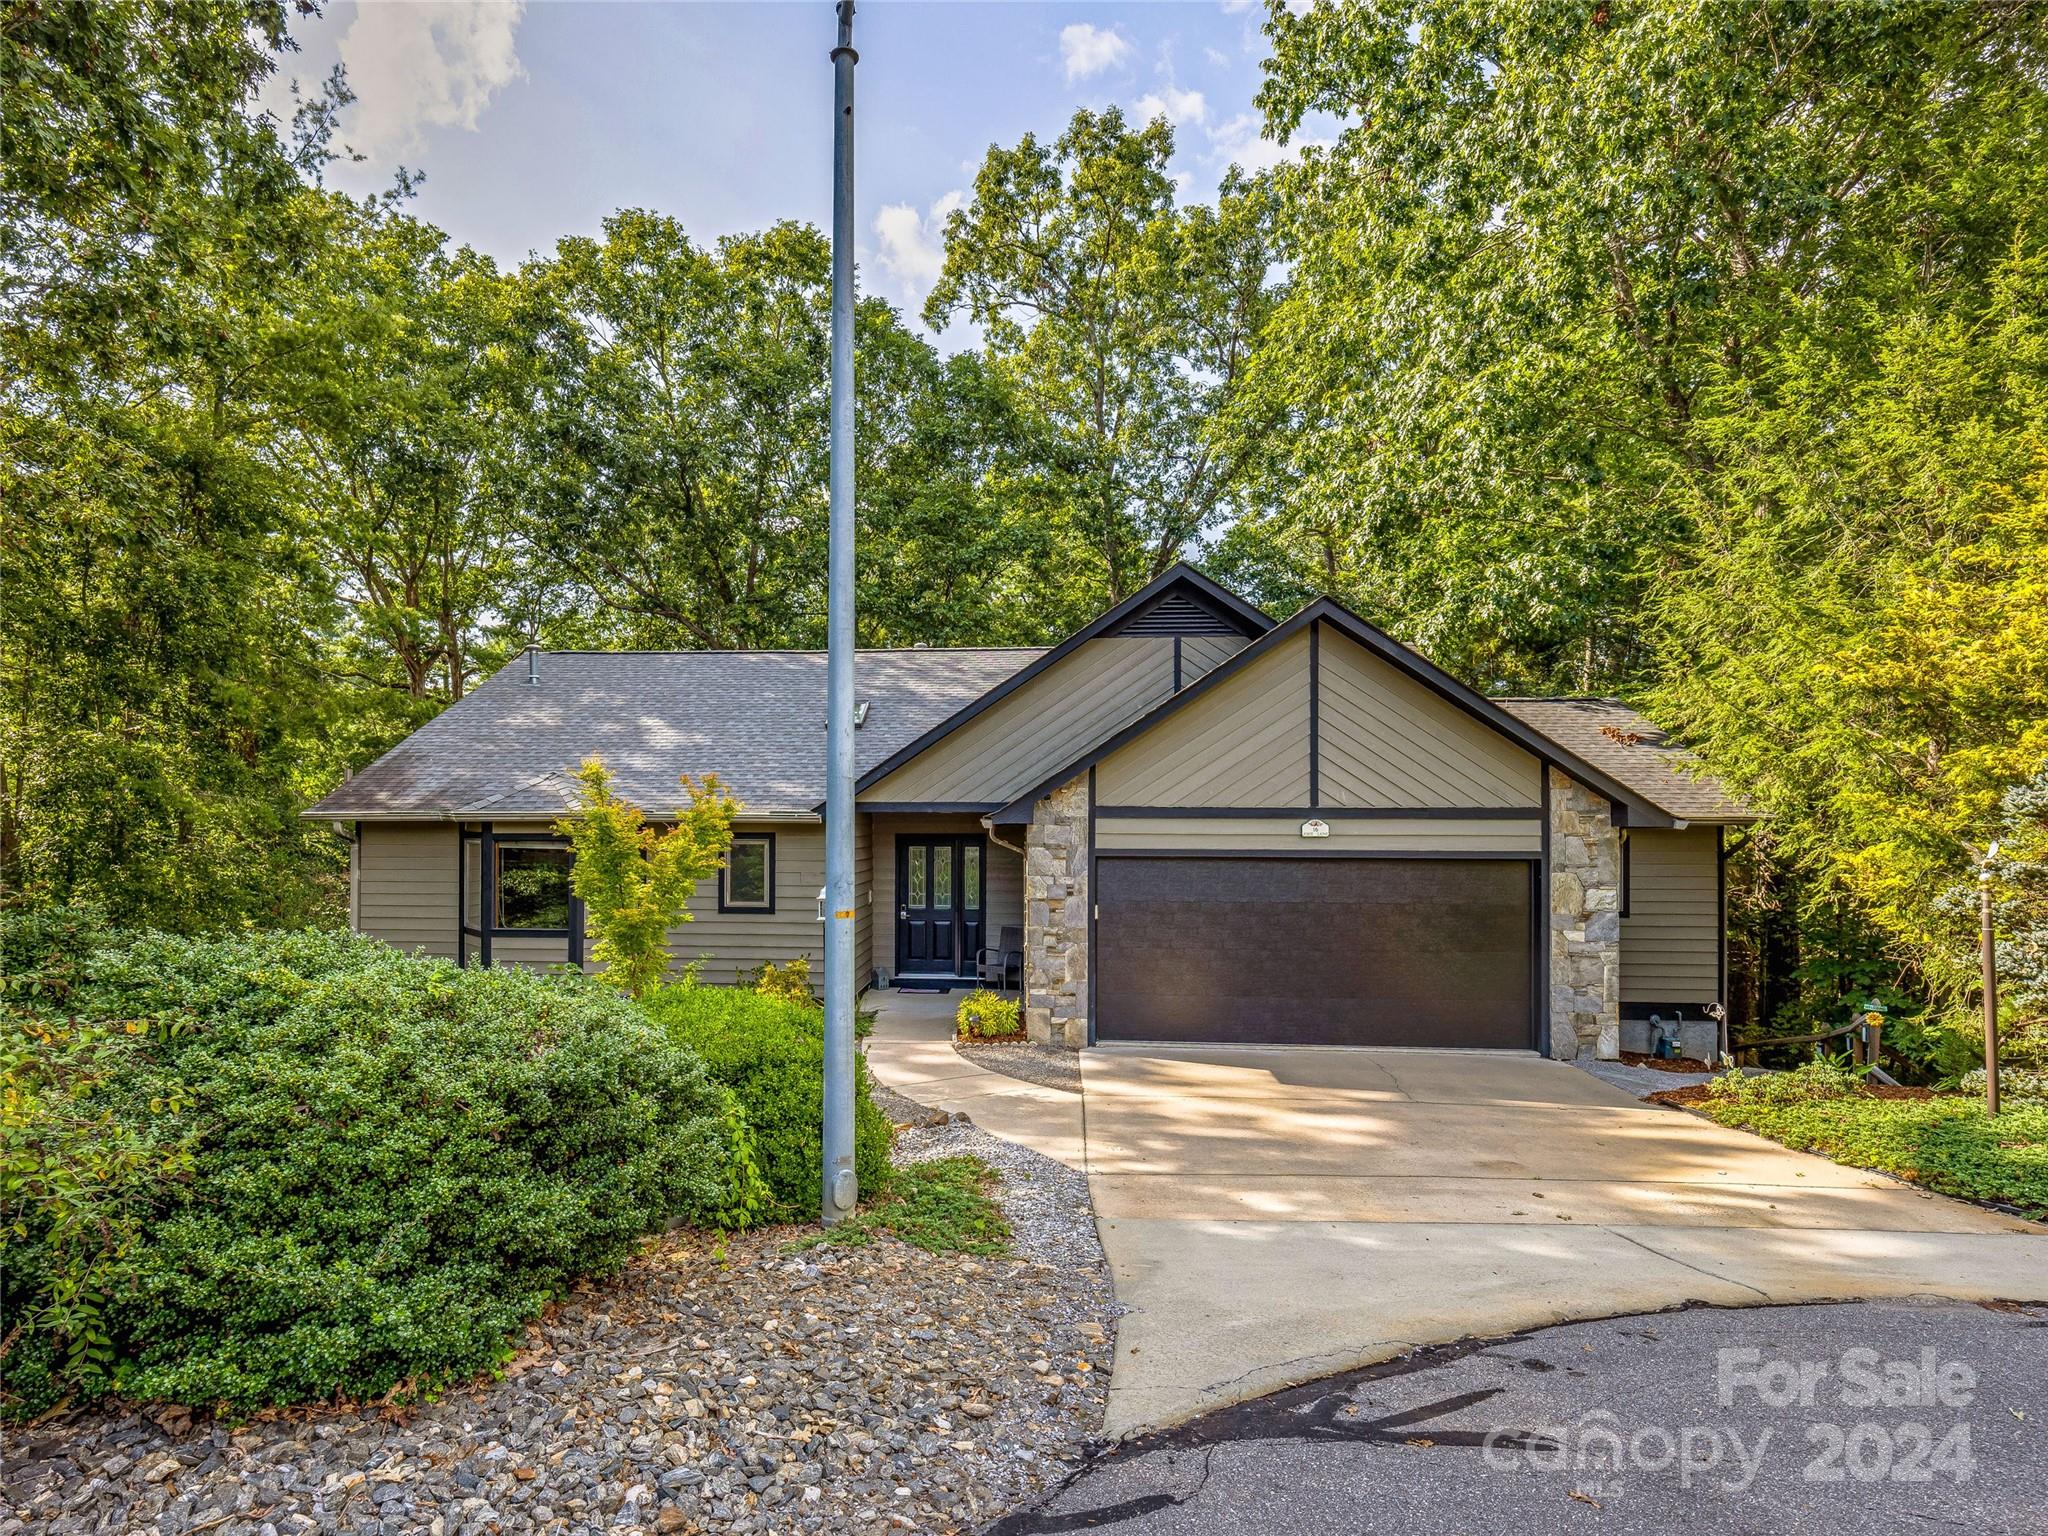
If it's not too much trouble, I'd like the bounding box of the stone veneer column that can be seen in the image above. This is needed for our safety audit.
[1023,772,1090,1049]
[1548,767,1622,1061]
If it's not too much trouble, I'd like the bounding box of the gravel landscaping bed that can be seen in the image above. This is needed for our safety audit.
[1,1130,1116,1536]
[950,1042,1082,1095]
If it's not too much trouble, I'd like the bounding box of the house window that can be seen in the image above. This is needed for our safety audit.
[496,843,573,931]
[721,833,776,913]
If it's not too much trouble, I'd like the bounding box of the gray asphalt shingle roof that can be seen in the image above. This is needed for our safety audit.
[1498,697,1754,823]
[305,649,1752,827]
[305,648,1042,821]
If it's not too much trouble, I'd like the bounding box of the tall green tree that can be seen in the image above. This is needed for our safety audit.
[1246,0,2046,690]
[929,108,1281,607]
[1,0,346,926]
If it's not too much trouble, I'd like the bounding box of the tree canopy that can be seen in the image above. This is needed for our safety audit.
[6,0,2046,1064]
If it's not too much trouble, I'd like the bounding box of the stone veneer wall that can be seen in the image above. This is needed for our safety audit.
[1548,767,1622,1061]
[1023,773,1090,1049]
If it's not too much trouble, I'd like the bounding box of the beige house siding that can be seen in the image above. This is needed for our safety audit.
[355,822,459,959]
[1095,816,1540,854]
[862,637,1174,805]
[1621,827,1722,1004]
[659,821,827,987]
[1317,633,1542,808]
[869,813,1023,981]
[1096,631,1314,806]
[1179,633,1251,685]
[854,813,874,985]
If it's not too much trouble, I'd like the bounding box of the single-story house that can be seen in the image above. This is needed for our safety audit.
[305,566,1753,1059]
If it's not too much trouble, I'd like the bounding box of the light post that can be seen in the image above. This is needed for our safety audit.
[820,0,859,1223]
[1980,842,2001,1117]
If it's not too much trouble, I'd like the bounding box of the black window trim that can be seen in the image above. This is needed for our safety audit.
[1620,831,1631,919]
[491,835,577,937]
[720,831,778,914]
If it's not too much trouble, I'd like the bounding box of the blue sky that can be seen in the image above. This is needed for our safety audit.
[265,2,1304,343]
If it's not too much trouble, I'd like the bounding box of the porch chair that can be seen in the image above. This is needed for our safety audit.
[977,925,1024,992]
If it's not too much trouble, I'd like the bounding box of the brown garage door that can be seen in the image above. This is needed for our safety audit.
[1095,856,1535,1048]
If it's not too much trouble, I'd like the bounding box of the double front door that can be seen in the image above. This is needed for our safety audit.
[895,835,985,978]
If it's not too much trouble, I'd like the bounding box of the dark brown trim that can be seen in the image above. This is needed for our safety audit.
[1620,832,1632,919]
[1716,825,1727,1007]
[1308,620,1321,810]
[989,598,1677,828]
[479,822,494,966]
[1538,772,1552,1058]
[840,565,1273,808]
[1087,766,1098,1048]
[1172,635,1183,692]
[857,801,1001,815]
[1093,805,1544,820]
[455,825,467,968]
[1092,847,1542,862]
[718,830,778,914]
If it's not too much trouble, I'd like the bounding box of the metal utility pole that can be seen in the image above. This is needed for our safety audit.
[821,0,859,1224]
[1981,843,2001,1117]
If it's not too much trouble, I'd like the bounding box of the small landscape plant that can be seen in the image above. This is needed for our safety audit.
[795,1155,1010,1258]
[747,955,815,1005]
[558,756,737,997]
[955,987,1022,1041]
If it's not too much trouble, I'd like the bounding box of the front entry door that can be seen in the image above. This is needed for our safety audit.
[896,836,985,977]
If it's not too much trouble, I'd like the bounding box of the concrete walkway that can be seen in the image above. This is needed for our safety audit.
[1083,1046,2047,1438]
[861,990,1086,1169]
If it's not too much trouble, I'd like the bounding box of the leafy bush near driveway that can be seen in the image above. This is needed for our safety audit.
[1699,1062,2048,1218]
[644,983,891,1223]
[2,921,744,1418]
[955,988,1022,1040]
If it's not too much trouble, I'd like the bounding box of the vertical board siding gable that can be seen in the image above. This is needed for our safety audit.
[861,637,1175,805]
[1316,634,1542,808]
[1096,631,1314,806]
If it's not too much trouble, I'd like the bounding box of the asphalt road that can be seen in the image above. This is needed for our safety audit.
[989,1300,2048,1536]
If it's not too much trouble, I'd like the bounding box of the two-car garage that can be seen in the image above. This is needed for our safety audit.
[1093,855,1538,1050]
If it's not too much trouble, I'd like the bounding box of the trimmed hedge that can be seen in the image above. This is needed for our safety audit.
[2,922,742,1417]
[644,983,892,1222]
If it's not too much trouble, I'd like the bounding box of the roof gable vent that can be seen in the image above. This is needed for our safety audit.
[1107,586,1255,638]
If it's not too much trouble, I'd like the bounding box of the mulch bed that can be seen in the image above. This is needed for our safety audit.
[1,1126,1116,1536]
[1649,1081,1942,1109]
[1618,1049,1714,1073]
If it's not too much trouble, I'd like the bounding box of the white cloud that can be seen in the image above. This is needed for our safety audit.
[1204,45,1231,68]
[1133,85,1208,129]
[1207,109,1329,175]
[336,0,526,162]
[1220,0,1257,12]
[874,190,964,298]
[1060,22,1132,82]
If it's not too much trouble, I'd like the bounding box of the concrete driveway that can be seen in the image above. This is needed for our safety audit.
[1084,1047,2047,1437]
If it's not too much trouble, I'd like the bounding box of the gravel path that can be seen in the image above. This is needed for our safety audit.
[2,1132,1116,1536]
[950,1043,1082,1096]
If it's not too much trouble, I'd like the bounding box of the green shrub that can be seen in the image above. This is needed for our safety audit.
[2,927,743,1417]
[743,955,816,1005]
[644,983,891,1222]
[1707,1057,1862,1107]
[955,988,1022,1040]
[1960,1066,2048,1105]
